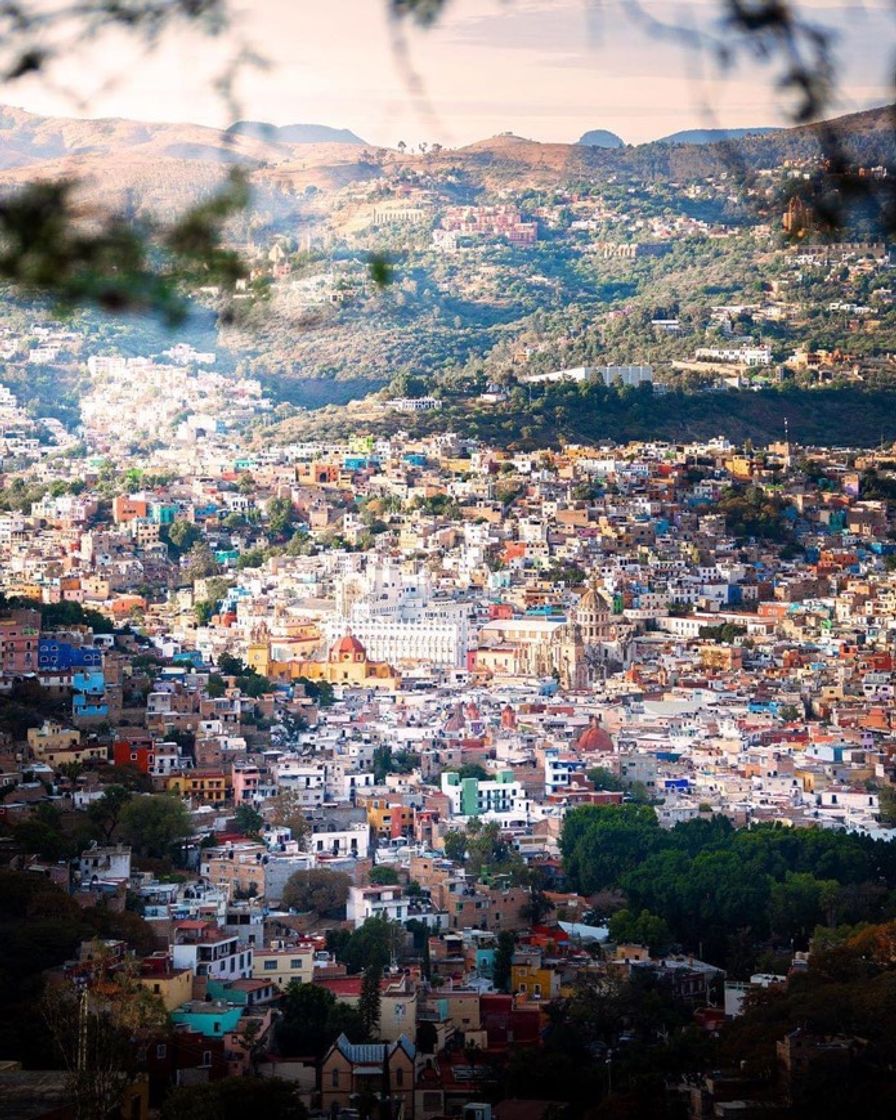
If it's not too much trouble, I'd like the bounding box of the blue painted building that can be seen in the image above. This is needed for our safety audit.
[171,1000,243,1037]
[72,670,108,720]
[38,640,102,673]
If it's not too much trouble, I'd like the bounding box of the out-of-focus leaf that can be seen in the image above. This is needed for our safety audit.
[390,0,450,28]
[0,171,250,326]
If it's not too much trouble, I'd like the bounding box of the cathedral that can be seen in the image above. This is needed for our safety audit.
[573,582,631,680]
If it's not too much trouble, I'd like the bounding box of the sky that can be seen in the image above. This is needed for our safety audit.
[2,1,895,146]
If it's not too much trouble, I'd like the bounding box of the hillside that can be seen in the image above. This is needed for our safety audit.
[0,102,893,211]
[578,129,625,148]
[657,127,781,145]
[2,100,896,425]
[226,120,366,145]
[268,385,896,452]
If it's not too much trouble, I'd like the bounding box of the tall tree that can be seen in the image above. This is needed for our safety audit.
[359,961,383,1038]
[493,930,515,993]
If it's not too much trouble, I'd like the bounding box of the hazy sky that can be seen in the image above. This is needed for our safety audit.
[4,1,895,145]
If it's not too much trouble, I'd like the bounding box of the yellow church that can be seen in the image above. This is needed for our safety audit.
[250,627,401,691]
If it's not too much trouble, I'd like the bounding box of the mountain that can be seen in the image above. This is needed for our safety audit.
[226,120,366,145]
[657,126,782,145]
[578,129,625,149]
[0,104,377,217]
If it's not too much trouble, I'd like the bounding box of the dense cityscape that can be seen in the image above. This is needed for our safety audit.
[5,2,896,1119]
[5,323,896,1117]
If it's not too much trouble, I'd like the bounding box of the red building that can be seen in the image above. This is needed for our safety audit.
[113,733,156,774]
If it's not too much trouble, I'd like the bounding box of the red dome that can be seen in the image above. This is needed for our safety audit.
[576,718,613,753]
[331,633,366,657]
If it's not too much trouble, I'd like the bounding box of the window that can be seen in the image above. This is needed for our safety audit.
[395,1068,404,1088]
[290,959,302,969]
[202,1051,212,1067]
[331,1069,340,1088]
[156,1043,167,1059]
[264,960,277,971]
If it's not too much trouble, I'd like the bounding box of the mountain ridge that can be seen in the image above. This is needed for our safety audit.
[657,126,782,145]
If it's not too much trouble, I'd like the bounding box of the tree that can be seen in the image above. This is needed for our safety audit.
[266,496,296,538]
[443,828,467,863]
[233,804,264,836]
[465,819,522,878]
[520,878,555,927]
[369,865,400,886]
[359,960,383,1037]
[294,676,335,707]
[608,908,673,956]
[493,930,515,993]
[162,1077,307,1120]
[879,786,896,826]
[769,872,839,944]
[218,653,251,676]
[337,918,402,975]
[276,981,367,1058]
[184,540,219,581]
[43,955,167,1120]
[281,868,351,917]
[86,785,132,842]
[587,766,626,792]
[118,794,191,859]
[193,599,216,625]
[560,804,662,895]
[166,519,201,555]
[266,790,310,846]
[457,762,489,781]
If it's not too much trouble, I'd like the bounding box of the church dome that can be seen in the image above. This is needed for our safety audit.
[576,716,614,753]
[331,633,367,660]
[577,584,612,614]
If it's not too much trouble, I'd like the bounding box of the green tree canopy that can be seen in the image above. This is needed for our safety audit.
[281,868,351,917]
[118,794,191,859]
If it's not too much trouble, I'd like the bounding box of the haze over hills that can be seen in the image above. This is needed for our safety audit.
[225,120,367,146]
[577,129,625,149]
[656,126,782,145]
[0,102,893,209]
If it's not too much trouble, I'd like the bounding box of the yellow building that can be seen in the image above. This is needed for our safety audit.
[292,634,401,691]
[165,769,231,804]
[27,721,107,768]
[28,721,80,757]
[362,796,415,839]
[252,946,315,990]
[139,965,194,1012]
[246,622,323,678]
[511,955,561,1001]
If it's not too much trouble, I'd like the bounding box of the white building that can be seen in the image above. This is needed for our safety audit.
[694,346,772,366]
[543,748,587,797]
[330,559,470,668]
[441,770,531,820]
[346,884,408,928]
[78,844,132,884]
[522,365,653,388]
[171,925,253,980]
